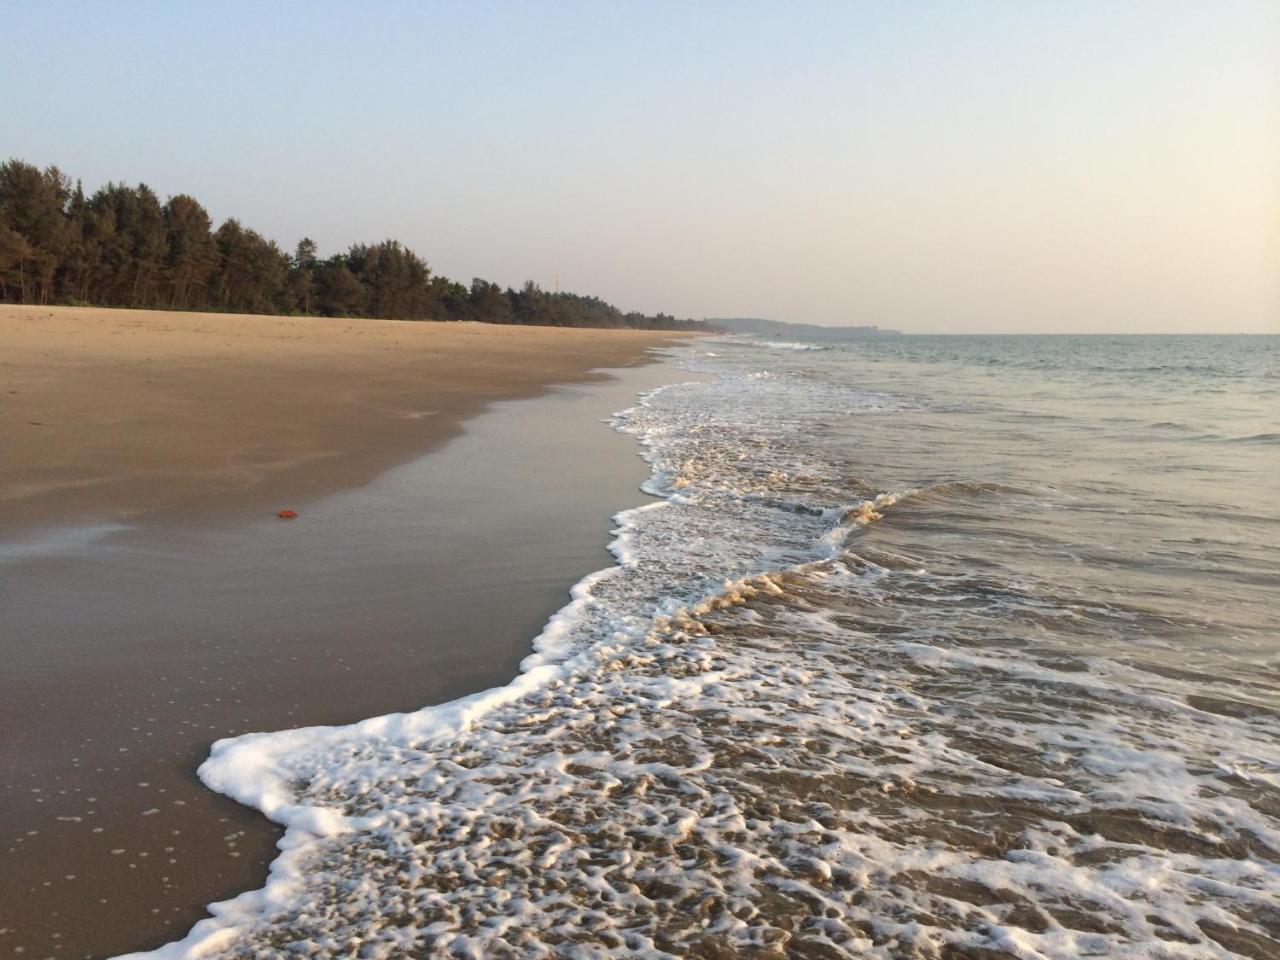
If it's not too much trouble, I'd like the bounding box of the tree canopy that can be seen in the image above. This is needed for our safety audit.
[0,158,710,332]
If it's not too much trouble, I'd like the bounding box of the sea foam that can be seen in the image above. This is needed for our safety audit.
[125,345,1280,959]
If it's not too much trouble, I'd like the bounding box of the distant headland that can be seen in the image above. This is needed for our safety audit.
[710,317,903,339]
[0,158,710,333]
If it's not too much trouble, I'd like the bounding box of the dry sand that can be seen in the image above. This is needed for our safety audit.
[0,306,694,958]
[0,304,689,535]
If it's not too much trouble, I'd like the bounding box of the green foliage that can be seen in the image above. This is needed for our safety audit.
[0,160,71,304]
[0,157,710,332]
[163,194,216,309]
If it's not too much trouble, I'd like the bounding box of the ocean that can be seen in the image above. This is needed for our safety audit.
[138,334,1278,959]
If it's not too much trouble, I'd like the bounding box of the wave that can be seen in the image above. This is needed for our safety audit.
[898,480,1037,502]
[742,339,832,352]
[126,371,903,958]
[126,350,1280,959]
[1220,431,1280,445]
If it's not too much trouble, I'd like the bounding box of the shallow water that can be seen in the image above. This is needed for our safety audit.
[135,335,1278,959]
[0,363,675,960]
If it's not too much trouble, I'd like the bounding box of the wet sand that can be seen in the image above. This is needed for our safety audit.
[0,306,693,958]
[0,304,689,537]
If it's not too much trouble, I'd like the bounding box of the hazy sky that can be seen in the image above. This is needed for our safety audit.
[4,1,1277,333]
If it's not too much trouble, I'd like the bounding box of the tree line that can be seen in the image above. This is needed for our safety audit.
[0,159,709,331]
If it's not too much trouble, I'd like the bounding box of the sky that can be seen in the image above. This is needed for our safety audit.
[3,1,1277,333]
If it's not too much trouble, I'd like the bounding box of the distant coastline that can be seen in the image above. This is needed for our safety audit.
[710,316,902,338]
[0,158,709,332]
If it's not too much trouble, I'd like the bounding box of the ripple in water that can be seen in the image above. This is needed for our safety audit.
[136,342,1280,959]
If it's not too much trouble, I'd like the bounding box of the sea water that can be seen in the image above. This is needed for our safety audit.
[134,334,1278,959]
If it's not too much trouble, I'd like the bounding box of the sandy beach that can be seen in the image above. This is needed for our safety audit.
[0,305,689,536]
[5,6,1274,954]
[0,306,691,958]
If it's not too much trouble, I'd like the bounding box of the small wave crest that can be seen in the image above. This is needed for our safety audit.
[132,347,1280,960]
[1222,431,1280,445]
[743,339,832,352]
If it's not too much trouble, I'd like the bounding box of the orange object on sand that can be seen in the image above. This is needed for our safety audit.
[277,509,298,519]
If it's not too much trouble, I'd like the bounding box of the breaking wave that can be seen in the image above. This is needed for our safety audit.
[742,339,832,352]
[131,350,1280,959]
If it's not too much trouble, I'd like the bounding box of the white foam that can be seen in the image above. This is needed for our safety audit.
[743,338,832,352]
[121,345,1280,959]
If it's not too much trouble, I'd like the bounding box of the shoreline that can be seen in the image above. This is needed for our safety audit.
[0,307,695,958]
[0,304,693,538]
[130,379,682,959]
